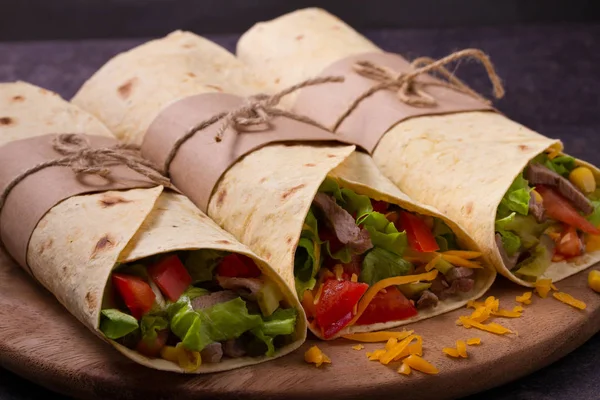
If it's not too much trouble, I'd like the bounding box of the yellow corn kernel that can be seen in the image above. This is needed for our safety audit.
[531,189,543,204]
[589,270,600,293]
[175,343,201,372]
[569,167,596,194]
[456,340,468,358]
[398,362,412,375]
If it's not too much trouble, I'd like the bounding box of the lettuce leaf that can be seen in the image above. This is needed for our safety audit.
[533,153,576,178]
[360,247,413,286]
[587,201,600,227]
[250,308,298,357]
[100,309,139,339]
[496,230,521,256]
[497,173,531,217]
[318,177,374,223]
[183,286,209,300]
[140,314,168,344]
[294,208,322,294]
[361,212,407,256]
[169,296,262,352]
[184,250,226,283]
[431,219,458,251]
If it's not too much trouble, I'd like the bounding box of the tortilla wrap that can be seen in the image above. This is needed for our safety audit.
[237,7,600,287]
[0,81,306,372]
[72,31,495,338]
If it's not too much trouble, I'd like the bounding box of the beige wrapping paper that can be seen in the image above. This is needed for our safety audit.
[72,31,495,338]
[237,7,600,287]
[0,81,306,372]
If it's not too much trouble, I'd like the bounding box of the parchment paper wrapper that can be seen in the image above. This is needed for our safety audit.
[0,81,306,372]
[73,31,495,338]
[237,7,600,286]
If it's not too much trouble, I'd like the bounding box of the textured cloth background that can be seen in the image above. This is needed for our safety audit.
[1,23,600,399]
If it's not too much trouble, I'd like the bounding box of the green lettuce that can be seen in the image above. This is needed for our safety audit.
[497,173,531,218]
[294,209,322,295]
[139,314,168,344]
[360,247,413,286]
[182,286,209,300]
[184,250,225,283]
[169,296,262,352]
[532,153,576,178]
[361,212,408,256]
[100,309,139,339]
[318,177,374,223]
[496,212,550,250]
[431,219,458,251]
[587,201,600,227]
[496,230,521,256]
[251,308,298,357]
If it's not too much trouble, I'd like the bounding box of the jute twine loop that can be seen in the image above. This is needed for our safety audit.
[0,133,172,214]
[332,48,505,131]
[162,76,344,176]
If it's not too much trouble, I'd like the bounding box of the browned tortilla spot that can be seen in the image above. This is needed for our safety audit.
[274,78,281,84]
[327,154,337,158]
[264,252,272,260]
[182,43,195,48]
[216,188,227,206]
[518,144,530,151]
[39,238,53,255]
[85,291,97,311]
[0,117,15,126]
[92,235,115,257]
[304,163,316,167]
[117,78,138,100]
[205,84,223,92]
[62,266,67,274]
[217,240,231,245]
[259,177,268,183]
[282,184,306,200]
[11,95,24,102]
[286,237,293,244]
[99,195,131,208]
[464,201,474,215]
[295,34,304,40]
[187,72,197,78]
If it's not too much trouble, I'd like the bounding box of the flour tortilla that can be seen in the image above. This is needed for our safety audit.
[72,31,495,338]
[237,7,600,287]
[0,81,306,372]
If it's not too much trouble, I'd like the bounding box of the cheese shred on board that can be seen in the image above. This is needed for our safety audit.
[342,330,414,343]
[458,296,515,335]
[352,344,365,351]
[553,292,587,310]
[304,346,331,367]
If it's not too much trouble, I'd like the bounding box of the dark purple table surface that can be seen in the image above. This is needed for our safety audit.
[1,23,599,399]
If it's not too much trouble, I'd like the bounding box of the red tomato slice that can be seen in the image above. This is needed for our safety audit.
[356,286,418,325]
[217,254,262,278]
[398,211,440,252]
[536,185,600,235]
[136,329,169,358]
[147,255,192,302]
[112,273,156,320]
[315,279,369,339]
[371,200,389,214]
[555,225,584,258]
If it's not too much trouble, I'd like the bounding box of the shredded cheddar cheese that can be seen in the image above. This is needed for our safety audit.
[385,337,398,351]
[513,305,524,313]
[402,355,439,375]
[534,279,555,298]
[352,344,364,351]
[305,346,331,367]
[348,270,439,326]
[441,254,483,269]
[459,317,513,335]
[467,338,481,346]
[441,250,482,259]
[456,340,468,358]
[443,347,460,358]
[393,338,423,361]
[553,292,587,310]
[398,363,412,375]
[516,292,533,305]
[351,273,358,283]
[333,264,344,280]
[425,253,442,272]
[342,330,414,343]
[492,309,522,318]
[366,349,386,361]
[379,335,417,365]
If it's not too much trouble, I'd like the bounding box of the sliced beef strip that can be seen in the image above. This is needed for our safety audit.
[223,338,247,358]
[200,342,223,363]
[449,278,475,293]
[495,233,520,270]
[525,163,593,214]
[416,290,439,309]
[528,194,546,223]
[444,267,474,283]
[216,276,263,300]
[312,193,373,254]
[191,290,238,310]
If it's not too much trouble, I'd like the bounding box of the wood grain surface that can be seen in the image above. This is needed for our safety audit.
[1,246,599,400]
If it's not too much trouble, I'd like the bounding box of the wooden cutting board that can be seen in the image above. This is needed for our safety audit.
[1,246,599,400]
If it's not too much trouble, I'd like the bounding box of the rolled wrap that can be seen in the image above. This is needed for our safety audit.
[237,7,600,287]
[72,31,495,338]
[0,81,306,372]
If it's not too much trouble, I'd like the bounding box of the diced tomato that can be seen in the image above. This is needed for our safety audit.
[371,200,389,214]
[147,255,192,302]
[136,330,169,358]
[320,226,344,254]
[398,211,440,252]
[356,286,418,325]
[112,273,156,320]
[555,225,584,259]
[537,185,600,235]
[216,254,262,278]
[315,279,369,339]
